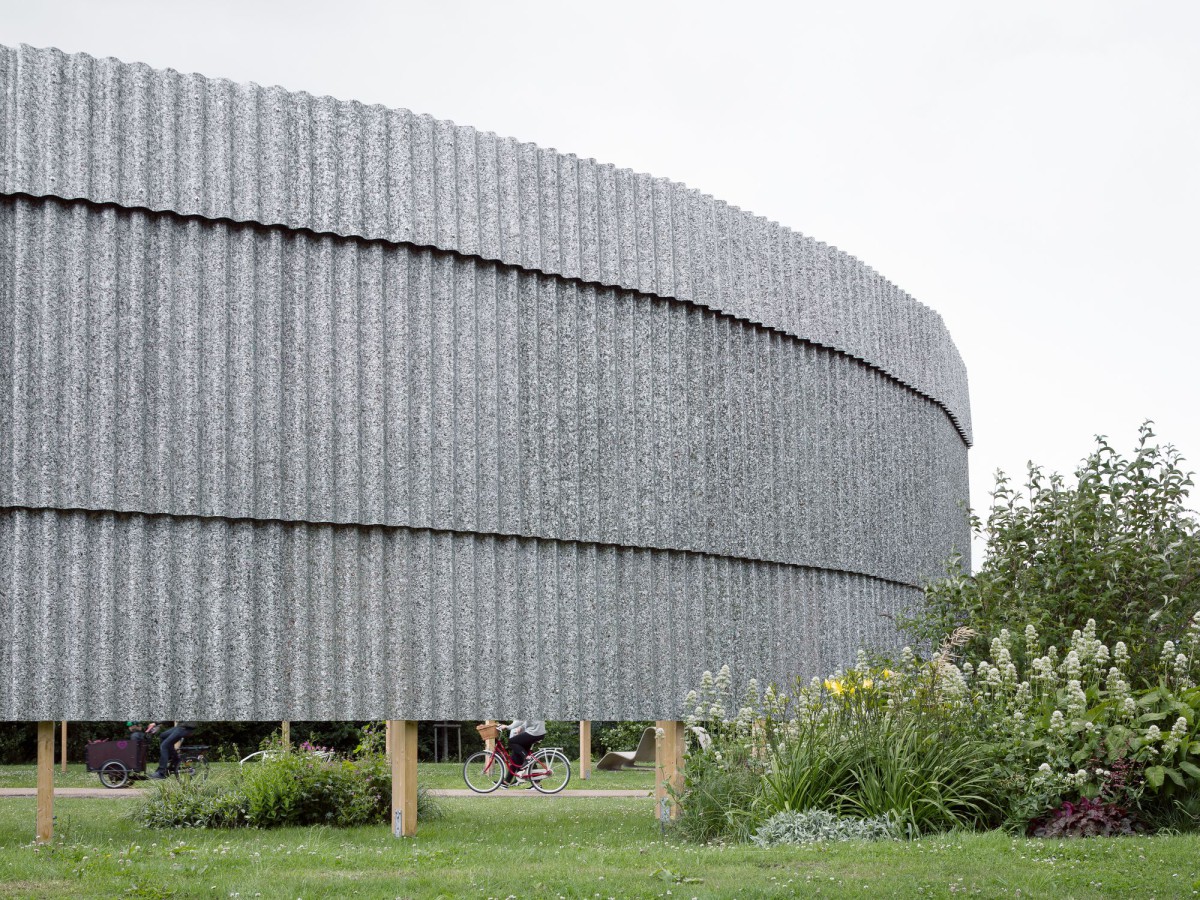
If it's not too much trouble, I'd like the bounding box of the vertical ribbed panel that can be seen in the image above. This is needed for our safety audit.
[0,196,967,586]
[0,43,971,443]
[0,507,918,720]
[0,43,974,722]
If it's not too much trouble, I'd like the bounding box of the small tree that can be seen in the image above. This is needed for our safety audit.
[910,423,1200,682]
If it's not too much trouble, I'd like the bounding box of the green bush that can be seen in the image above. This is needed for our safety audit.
[937,616,1200,831]
[135,749,441,829]
[909,423,1200,684]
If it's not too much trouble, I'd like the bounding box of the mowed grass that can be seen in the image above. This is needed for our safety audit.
[0,761,655,792]
[2,797,1200,899]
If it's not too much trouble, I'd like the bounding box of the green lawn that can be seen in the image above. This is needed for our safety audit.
[1,796,1199,898]
[0,761,655,792]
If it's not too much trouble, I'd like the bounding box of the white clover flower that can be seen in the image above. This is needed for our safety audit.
[1173,653,1191,683]
[1049,710,1066,733]
[901,646,914,665]
[1038,762,1052,773]
[1145,724,1162,743]
[1122,697,1137,717]
[1094,644,1110,667]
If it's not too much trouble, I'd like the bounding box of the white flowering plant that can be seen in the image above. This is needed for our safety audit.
[940,613,1200,829]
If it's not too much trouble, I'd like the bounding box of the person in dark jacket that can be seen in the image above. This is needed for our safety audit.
[146,721,198,779]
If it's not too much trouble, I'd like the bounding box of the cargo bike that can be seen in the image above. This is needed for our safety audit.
[85,736,210,788]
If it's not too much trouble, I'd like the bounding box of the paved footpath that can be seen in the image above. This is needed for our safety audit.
[0,787,651,799]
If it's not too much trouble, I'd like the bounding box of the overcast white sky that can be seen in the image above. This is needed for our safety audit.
[4,0,1198,564]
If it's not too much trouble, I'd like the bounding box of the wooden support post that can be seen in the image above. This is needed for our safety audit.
[281,721,291,751]
[579,720,592,780]
[37,721,54,843]
[485,719,497,753]
[60,721,67,773]
[654,720,685,822]
[389,720,418,837]
[385,720,393,760]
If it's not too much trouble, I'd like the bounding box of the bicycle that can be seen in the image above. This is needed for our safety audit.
[171,745,210,784]
[463,724,571,794]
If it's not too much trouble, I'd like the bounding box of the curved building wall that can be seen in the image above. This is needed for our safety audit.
[0,44,971,720]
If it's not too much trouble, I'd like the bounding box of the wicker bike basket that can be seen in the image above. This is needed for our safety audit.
[475,723,499,741]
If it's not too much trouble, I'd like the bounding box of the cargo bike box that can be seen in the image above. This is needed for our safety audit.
[85,738,148,789]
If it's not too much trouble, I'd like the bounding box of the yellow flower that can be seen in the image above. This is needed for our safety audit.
[862,679,874,691]
[824,679,843,696]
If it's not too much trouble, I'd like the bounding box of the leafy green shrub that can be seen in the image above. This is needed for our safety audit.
[752,809,899,846]
[136,749,440,829]
[909,423,1200,684]
[910,615,1200,831]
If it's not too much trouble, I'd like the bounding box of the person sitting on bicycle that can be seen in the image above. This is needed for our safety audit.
[147,721,198,779]
[497,719,546,785]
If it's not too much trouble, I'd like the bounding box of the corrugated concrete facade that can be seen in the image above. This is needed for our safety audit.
[0,44,971,720]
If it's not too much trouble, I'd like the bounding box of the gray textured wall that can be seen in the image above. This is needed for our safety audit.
[0,44,971,720]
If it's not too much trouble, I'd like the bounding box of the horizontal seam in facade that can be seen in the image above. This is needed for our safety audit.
[0,189,971,447]
[0,503,923,592]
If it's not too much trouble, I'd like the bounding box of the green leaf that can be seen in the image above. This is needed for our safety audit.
[1145,765,1166,789]
[1177,760,1200,781]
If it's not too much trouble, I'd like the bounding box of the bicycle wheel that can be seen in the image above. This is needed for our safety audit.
[175,755,209,784]
[98,760,130,789]
[463,750,505,793]
[529,748,571,794]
